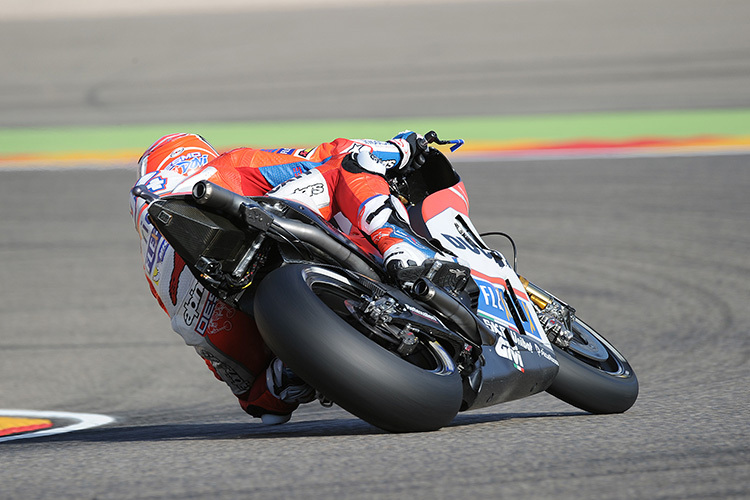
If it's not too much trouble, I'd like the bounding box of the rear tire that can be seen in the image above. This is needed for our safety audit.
[253,264,463,432]
[546,317,638,414]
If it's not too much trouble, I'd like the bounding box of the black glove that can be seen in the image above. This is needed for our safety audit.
[389,131,428,171]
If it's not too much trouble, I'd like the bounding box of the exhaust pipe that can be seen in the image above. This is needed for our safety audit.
[412,278,484,345]
[192,180,249,217]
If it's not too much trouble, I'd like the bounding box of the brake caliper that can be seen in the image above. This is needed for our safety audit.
[518,276,574,348]
[536,302,574,348]
[361,296,397,326]
[358,296,420,355]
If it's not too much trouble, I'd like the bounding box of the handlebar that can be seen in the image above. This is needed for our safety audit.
[424,130,464,152]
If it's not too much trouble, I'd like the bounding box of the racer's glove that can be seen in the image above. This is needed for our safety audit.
[389,131,428,172]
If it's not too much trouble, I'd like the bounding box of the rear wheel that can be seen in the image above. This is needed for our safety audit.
[253,264,464,432]
[546,318,638,414]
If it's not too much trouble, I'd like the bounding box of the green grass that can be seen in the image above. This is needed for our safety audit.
[2,109,750,155]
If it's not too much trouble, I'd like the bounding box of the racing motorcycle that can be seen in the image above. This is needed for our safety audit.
[132,132,638,433]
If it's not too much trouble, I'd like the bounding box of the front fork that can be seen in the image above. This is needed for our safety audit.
[518,276,575,348]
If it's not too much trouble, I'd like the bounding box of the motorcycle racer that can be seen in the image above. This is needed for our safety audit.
[130,131,451,424]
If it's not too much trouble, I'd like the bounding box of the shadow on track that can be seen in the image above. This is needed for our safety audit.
[20,411,585,443]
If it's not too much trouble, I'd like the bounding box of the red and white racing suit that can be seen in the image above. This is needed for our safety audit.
[130,136,438,419]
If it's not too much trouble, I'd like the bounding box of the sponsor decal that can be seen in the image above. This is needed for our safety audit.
[268,170,331,210]
[140,220,151,241]
[441,233,499,261]
[347,142,400,170]
[514,333,534,352]
[352,139,384,147]
[194,293,218,336]
[292,181,325,198]
[151,238,170,284]
[482,317,558,367]
[404,303,443,326]
[496,338,525,373]
[261,147,293,155]
[364,151,397,170]
[206,301,237,335]
[182,282,206,327]
[144,174,168,193]
[478,282,512,324]
[164,151,210,175]
[479,283,504,312]
[180,280,222,335]
[534,343,559,366]
[482,318,525,372]
[519,300,539,337]
[477,277,543,342]
[195,349,251,394]
[260,147,311,158]
[268,170,324,196]
[145,230,162,274]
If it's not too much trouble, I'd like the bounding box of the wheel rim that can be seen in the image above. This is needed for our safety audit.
[563,318,632,377]
[301,266,457,376]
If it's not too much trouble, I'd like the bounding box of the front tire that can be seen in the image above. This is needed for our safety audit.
[546,318,638,414]
[253,264,463,432]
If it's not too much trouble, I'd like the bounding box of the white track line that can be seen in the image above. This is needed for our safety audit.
[0,409,115,443]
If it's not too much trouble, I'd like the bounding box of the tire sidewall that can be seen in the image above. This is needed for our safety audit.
[253,264,464,432]
[547,341,639,414]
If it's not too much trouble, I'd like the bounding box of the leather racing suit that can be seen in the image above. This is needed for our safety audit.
[130,133,442,422]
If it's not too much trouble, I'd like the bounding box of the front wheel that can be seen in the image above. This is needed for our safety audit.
[546,317,638,414]
[253,264,464,432]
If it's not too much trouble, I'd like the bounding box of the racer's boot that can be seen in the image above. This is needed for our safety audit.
[266,357,316,406]
[240,358,316,425]
[358,194,470,294]
[391,258,472,293]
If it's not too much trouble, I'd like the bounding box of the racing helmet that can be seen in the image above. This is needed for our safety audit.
[138,133,219,178]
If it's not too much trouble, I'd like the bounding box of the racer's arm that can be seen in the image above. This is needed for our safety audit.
[334,154,444,272]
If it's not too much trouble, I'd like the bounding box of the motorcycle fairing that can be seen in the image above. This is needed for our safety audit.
[415,183,551,348]
[411,181,559,409]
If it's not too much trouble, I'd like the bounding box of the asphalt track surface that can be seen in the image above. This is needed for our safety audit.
[1,1,749,498]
